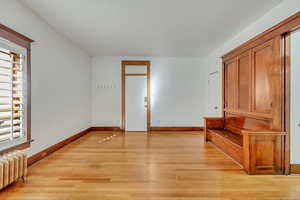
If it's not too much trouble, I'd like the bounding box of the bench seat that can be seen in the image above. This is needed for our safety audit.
[208,129,243,164]
[204,117,287,174]
[208,129,243,146]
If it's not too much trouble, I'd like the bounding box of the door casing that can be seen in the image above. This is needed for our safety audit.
[121,60,151,131]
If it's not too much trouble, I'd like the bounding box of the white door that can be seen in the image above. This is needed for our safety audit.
[125,76,147,131]
[208,72,220,117]
[290,30,300,165]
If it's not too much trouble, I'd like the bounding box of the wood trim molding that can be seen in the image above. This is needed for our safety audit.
[28,128,91,166]
[125,73,147,76]
[147,63,151,131]
[284,33,291,175]
[91,126,204,132]
[290,164,300,174]
[150,127,204,131]
[122,60,150,65]
[0,24,34,48]
[26,44,32,153]
[90,127,123,131]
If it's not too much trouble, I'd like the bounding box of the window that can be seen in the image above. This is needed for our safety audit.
[0,24,32,152]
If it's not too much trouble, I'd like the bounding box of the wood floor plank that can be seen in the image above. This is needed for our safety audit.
[0,131,299,200]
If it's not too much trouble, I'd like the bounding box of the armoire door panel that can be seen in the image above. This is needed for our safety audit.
[225,59,237,110]
[252,40,274,115]
[237,51,251,112]
[268,36,282,130]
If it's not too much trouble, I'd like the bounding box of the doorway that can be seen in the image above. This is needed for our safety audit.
[208,71,220,117]
[121,61,151,131]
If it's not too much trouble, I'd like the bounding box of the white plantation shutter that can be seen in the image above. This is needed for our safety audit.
[0,38,27,151]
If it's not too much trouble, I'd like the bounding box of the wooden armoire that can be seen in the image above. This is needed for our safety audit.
[204,11,300,175]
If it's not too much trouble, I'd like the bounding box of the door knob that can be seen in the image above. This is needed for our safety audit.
[214,106,218,110]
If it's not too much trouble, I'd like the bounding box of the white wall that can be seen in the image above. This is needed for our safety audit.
[0,0,91,156]
[91,56,206,127]
[203,0,300,163]
[290,30,300,164]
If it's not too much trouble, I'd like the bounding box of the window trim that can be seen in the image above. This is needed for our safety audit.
[0,24,33,153]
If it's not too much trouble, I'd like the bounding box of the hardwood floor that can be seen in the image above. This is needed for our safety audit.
[0,131,300,200]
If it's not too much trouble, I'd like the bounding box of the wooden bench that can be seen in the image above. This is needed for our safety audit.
[204,117,287,175]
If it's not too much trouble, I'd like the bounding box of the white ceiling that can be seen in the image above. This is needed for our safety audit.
[20,0,282,57]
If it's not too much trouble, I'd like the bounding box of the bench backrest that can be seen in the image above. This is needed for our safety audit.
[224,114,271,134]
